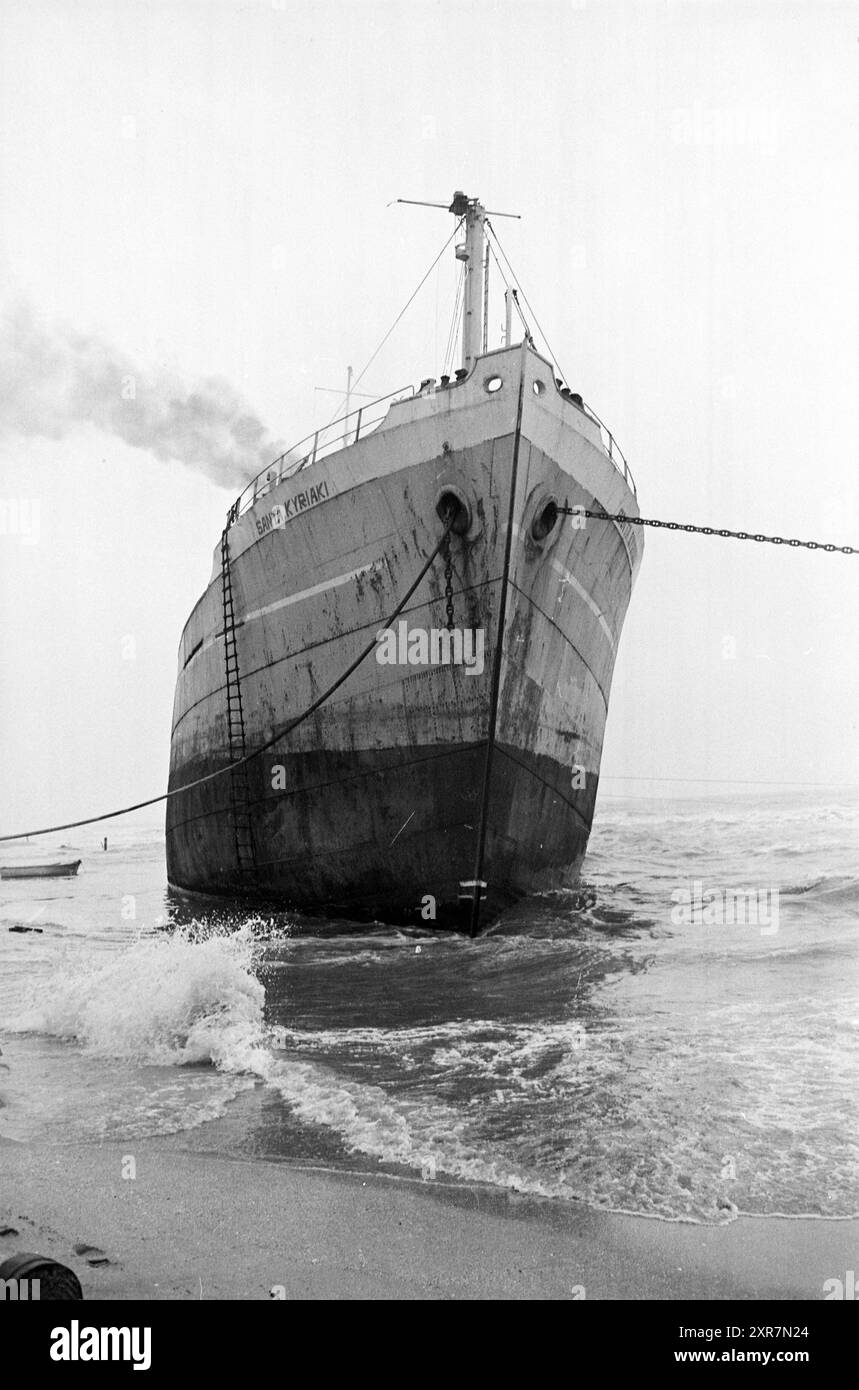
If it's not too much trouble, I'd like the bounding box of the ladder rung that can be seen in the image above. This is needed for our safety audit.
[223,536,258,885]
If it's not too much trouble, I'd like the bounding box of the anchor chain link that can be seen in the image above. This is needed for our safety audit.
[557,507,858,555]
[442,508,456,631]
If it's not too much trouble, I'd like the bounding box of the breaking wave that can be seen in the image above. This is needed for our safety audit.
[4,790,858,1224]
[5,926,268,1069]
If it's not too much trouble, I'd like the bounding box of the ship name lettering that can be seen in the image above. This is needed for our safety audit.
[255,481,331,536]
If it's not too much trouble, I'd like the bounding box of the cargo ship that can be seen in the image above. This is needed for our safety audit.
[166,193,643,932]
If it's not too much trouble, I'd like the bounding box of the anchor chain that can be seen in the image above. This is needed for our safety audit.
[442,508,456,631]
[559,507,858,555]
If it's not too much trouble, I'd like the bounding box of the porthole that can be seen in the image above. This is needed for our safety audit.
[532,379,546,396]
[485,375,503,393]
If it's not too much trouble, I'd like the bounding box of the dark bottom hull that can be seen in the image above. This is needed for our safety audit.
[166,740,592,931]
[164,880,517,933]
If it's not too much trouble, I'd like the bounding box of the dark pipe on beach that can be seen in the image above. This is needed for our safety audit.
[0,1253,84,1299]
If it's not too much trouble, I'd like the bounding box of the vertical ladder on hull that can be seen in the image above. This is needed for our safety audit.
[219,527,257,884]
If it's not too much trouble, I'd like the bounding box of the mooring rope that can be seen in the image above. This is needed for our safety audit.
[4,501,855,845]
[0,516,455,843]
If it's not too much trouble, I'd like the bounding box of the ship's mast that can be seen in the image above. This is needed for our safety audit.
[394,191,520,370]
[451,191,486,373]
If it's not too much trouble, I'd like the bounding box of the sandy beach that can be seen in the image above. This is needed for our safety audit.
[1,1133,854,1301]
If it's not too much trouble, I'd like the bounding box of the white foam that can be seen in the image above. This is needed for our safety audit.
[5,924,269,1069]
[7,912,856,1225]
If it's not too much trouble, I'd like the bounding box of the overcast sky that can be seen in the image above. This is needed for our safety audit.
[1,0,858,836]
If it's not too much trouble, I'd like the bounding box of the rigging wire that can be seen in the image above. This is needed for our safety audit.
[486,219,568,383]
[485,236,532,340]
[440,268,459,377]
[442,262,466,377]
[322,218,464,428]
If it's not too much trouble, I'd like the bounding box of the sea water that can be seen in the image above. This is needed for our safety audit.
[1,789,857,1225]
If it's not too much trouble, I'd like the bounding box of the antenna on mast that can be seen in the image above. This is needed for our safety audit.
[394,192,521,372]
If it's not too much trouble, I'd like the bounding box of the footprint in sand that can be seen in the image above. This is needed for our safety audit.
[73,1243,112,1268]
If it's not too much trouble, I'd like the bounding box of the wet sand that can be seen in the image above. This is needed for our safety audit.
[0,1135,853,1300]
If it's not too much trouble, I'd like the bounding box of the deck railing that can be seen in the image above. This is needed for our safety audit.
[226,384,416,524]
[574,399,636,497]
[224,368,635,527]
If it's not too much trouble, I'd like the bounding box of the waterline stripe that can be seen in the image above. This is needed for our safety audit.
[502,519,616,650]
[187,536,612,665]
[549,557,616,650]
[241,560,386,624]
[187,560,387,664]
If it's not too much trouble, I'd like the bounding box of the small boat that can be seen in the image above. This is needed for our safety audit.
[0,859,81,879]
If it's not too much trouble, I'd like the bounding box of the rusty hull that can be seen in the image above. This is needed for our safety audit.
[166,345,643,930]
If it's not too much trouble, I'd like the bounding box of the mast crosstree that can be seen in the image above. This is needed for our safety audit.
[395,191,520,372]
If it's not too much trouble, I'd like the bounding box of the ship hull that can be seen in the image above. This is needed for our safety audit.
[166,345,642,930]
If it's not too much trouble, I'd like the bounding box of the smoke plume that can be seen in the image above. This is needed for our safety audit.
[0,302,284,487]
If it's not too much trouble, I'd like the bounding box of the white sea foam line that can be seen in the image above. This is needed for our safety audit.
[549,558,616,650]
